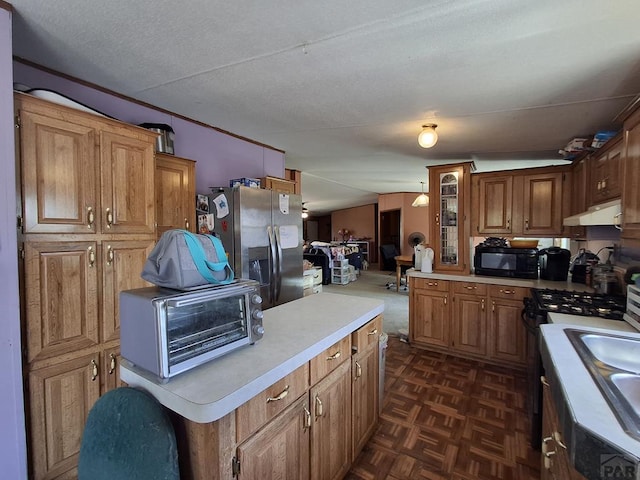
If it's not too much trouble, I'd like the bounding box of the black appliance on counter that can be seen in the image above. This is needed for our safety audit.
[521,289,627,449]
[538,247,571,281]
[473,241,539,279]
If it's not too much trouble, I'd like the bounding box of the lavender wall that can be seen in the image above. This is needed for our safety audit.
[1,6,28,479]
[13,62,285,194]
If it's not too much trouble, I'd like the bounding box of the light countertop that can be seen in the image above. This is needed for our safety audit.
[540,322,640,461]
[407,270,594,291]
[120,292,384,423]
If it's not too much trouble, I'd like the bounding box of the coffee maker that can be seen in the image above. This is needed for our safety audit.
[539,247,571,281]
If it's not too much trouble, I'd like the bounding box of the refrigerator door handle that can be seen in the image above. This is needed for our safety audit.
[267,226,277,305]
[274,226,283,301]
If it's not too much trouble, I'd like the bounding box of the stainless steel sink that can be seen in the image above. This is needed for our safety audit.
[566,329,640,440]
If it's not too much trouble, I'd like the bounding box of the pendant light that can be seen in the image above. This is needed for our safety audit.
[418,124,438,148]
[412,182,429,207]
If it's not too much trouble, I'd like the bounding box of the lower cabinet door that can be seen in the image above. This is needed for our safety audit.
[236,394,311,480]
[310,359,352,480]
[352,343,379,459]
[28,353,102,480]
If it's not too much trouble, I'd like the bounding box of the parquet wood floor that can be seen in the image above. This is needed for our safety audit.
[345,336,540,480]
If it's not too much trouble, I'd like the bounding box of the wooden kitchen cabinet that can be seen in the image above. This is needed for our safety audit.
[16,94,156,235]
[310,359,352,480]
[590,135,622,206]
[409,278,450,348]
[451,282,487,356]
[568,156,589,240]
[520,171,566,236]
[261,175,297,194]
[541,376,586,480]
[155,153,196,238]
[621,108,640,241]
[475,175,514,235]
[351,317,381,459]
[472,166,569,237]
[488,285,528,366]
[236,394,311,480]
[15,92,157,480]
[428,163,472,273]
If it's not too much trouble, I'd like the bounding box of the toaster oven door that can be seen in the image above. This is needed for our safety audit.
[164,291,252,376]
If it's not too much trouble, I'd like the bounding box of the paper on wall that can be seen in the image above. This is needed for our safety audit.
[212,194,229,218]
[279,194,289,214]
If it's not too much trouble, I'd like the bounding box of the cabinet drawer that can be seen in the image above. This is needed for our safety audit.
[352,315,382,354]
[452,282,487,296]
[310,335,351,385]
[489,285,528,301]
[236,362,309,444]
[412,278,449,292]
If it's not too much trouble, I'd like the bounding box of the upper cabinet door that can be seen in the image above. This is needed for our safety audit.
[521,172,564,236]
[622,111,640,239]
[19,106,99,234]
[155,154,196,238]
[100,130,156,234]
[477,175,513,234]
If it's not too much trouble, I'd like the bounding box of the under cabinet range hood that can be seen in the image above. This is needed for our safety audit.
[563,199,622,226]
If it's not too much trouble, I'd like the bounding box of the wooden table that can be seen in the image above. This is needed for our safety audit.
[394,255,414,292]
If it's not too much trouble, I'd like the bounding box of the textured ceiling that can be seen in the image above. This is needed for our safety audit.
[10,0,640,214]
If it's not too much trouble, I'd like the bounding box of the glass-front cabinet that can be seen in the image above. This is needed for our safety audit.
[428,163,472,272]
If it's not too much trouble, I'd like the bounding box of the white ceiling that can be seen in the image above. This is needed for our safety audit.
[10,0,640,214]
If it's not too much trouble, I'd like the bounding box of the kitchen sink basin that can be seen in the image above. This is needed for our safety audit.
[565,329,640,440]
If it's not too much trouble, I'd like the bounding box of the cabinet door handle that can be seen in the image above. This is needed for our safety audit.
[355,361,362,379]
[106,245,114,266]
[303,405,312,430]
[540,376,550,387]
[315,395,323,418]
[427,282,438,287]
[443,296,447,305]
[367,328,378,336]
[105,208,113,228]
[481,298,485,311]
[88,246,95,268]
[499,288,515,295]
[464,285,476,290]
[90,359,98,381]
[184,218,190,230]
[506,218,511,229]
[326,350,341,361]
[542,436,557,470]
[87,207,95,229]
[266,385,290,403]
[524,219,529,230]
[614,212,622,231]
[552,431,566,449]
[492,300,495,312]
[108,353,117,375]
[435,213,440,226]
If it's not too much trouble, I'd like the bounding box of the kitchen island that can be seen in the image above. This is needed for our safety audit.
[121,292,384,480]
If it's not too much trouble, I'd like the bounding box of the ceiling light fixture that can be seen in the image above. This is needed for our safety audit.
[418,123,438,148]
[412,182,429,207]
[301,203,309,219]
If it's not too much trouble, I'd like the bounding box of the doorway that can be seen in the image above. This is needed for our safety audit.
[379,209,401,267]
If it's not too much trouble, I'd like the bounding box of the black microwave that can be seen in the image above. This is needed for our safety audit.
[473,246,539,279]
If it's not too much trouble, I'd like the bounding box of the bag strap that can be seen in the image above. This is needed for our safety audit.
[182,231,235,284]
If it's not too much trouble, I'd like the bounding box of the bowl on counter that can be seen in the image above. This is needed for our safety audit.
[509,239,539,248]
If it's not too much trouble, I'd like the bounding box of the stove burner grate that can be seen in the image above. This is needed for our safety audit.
[531,288,626,320]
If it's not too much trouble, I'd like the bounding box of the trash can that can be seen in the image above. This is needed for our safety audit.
[378,332,388,414]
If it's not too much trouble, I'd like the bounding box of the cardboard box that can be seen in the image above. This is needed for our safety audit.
[229,178,261,188]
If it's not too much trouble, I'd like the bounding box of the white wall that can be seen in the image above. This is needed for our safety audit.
[0,4,28,479]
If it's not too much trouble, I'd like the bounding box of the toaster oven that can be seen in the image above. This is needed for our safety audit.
[120,279,264,380]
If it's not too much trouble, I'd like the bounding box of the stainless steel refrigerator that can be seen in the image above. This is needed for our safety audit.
[205,186,303,309]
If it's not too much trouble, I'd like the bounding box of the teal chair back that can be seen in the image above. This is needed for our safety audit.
[78,387,179,480]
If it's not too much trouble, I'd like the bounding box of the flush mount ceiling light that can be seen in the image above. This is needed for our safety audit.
[418,124,438,148]
[301,203,309,219]
[412,182,429,207]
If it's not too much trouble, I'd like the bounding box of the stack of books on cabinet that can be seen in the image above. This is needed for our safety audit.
[332,259,352,285]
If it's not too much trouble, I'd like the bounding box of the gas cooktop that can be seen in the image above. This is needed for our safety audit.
[531,288,626,320]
